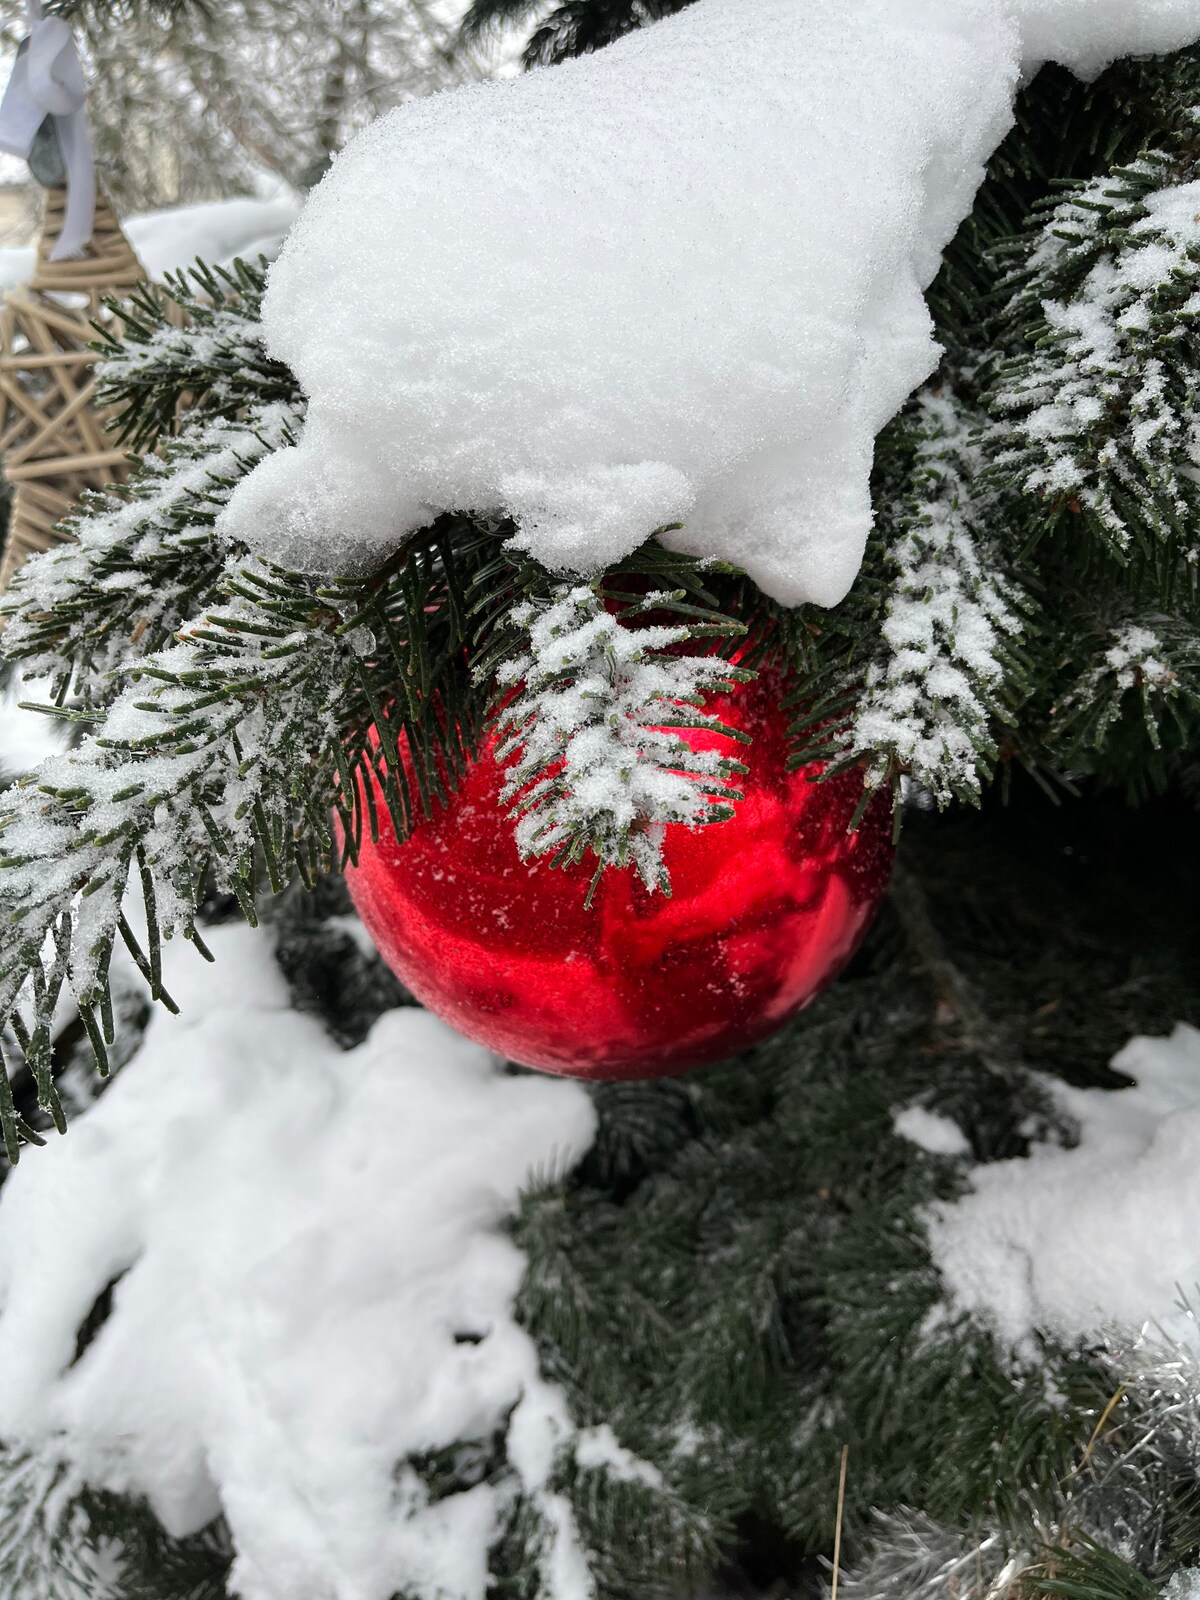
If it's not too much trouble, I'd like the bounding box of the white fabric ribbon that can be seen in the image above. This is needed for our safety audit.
[0,0,94,259]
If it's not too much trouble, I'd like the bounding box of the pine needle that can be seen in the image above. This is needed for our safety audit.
[831,1444,849,1600]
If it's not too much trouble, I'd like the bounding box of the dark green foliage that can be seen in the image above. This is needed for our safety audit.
[459,0,696,69]
[5,260,296,689]
[5,37,1200,1135]
[0,5,1198,1597]
[0,250,786,1157]
[83,1497,232,1600]
[506,786,1200,1589]
[0,1443,231,1600]
[797,43,1200,808]
[1025,1543,1164,1600]
[267,872,414,1047]
[2,784,1197,1597]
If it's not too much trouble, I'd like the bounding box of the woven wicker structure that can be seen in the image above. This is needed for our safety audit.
[0,185,146,594]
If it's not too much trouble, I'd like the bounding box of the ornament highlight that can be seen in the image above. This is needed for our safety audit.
[345,672,894,1081]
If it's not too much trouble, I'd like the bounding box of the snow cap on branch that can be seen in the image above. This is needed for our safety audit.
[220,0,1200,609]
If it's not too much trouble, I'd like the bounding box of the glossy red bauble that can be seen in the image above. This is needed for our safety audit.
[344,673,894,1081]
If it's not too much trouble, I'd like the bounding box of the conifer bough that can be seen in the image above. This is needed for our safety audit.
[0,5,1197,1181]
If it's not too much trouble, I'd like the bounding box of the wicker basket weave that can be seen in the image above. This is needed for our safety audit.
[0,184,147,595]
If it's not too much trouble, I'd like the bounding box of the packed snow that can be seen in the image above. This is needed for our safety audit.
[0,923,602,1600]
[221,0,1200,605]
[928,1024,1200,1353]
[893,1102,972,1157]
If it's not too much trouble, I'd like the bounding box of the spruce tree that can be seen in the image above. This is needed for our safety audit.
[0,1,1199,1596]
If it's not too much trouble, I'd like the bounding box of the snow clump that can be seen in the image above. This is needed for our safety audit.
[927,1023,1200,1355]
[221,0,1200,607]
[0,923,599,1600]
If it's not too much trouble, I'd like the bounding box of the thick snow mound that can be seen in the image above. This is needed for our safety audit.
[220,0,1200,606]
[928,1024,1200,1353]
[0,925,597,1600]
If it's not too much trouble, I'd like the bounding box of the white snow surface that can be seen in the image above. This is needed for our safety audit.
[0,923,599,1600]
[0,187,300,291]
[893,1103,972,1157]
[0,673,62,774]
[928,1024,1200,1354]
[221,0,1200,606]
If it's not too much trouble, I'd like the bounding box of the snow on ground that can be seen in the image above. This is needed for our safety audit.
[928,1024,1200,1353]
[221,0,1200,606]
[0,923,599,1600]
[0,186,300,291]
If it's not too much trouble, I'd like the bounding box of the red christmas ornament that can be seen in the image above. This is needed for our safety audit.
[344,671,894,1081]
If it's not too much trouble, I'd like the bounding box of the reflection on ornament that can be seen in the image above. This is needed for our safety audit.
[346,670,894,1081]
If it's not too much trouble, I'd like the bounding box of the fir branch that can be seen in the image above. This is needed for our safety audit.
[1054,612,1200,757]
[0,1447,118,1600]
[458,0,695,68]
[2,404,302,700]
[793,390,1028,810]
[988,153,1200,588]
[0,518,495,1159]
[841,1320,1200,1600]
[490,581,751,901]
[93,258,298,452]
[0,1442,231,1600]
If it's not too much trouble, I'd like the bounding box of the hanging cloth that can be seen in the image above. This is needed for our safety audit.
[0,0,95,259]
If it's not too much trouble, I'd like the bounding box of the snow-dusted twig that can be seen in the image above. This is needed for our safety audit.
[1056,615,1199,753]
[991,159,1200,560]
[493,584,750,900]
[848,392,1023,806]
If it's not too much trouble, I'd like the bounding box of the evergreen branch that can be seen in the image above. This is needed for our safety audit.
[1,404,301,701]
[458,0,696,68]
[791,389,1029,811]
[0,1441,230,1600]
[2,493,764,1149]
[0,517,498,1159]
[489,580,752,901]
[93,258,298,452]
[841,1322,1200,1600]
[0,1446,117,1600]
[1053,612,1200,758]
[988,152,1200,589]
